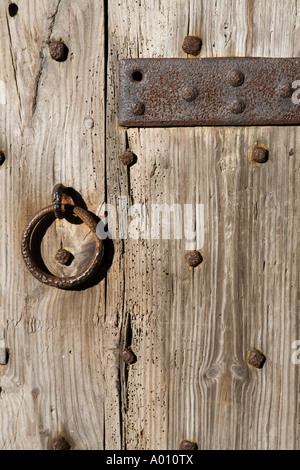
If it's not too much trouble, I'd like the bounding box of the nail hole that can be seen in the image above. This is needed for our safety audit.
[132,70,143,82]
[8,3,18,17]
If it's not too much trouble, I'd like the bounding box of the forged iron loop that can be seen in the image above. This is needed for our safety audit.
[21,204,104,289]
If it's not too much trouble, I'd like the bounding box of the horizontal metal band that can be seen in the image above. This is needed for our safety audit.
[119,58,300,127]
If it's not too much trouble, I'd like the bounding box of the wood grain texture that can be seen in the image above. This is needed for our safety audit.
[0,0,299,451]
[107,0,300,450]
[0,0,108,450]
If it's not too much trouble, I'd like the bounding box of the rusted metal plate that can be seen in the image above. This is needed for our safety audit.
[119,58,300,127]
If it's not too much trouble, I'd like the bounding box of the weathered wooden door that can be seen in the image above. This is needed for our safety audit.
[0,0,299,450]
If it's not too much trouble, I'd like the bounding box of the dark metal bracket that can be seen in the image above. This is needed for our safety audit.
[119,58,300,127]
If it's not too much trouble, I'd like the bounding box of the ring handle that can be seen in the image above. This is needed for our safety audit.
[52,183,69,219]
[21,204,104,289]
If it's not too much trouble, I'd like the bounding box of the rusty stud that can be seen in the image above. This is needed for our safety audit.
[55,248,72,266]
[31,387,40,398]
[228,69,244,87]
[252,145,269,164]
[51,435,71,450]
[120,349,136,364]
[0,151,5,166]
[49,41,69,62]
[179,440,198,450]
[120,150,135,166]
[182,87,199,102]
[182,36,202,56]
[185,250,203,268]
[130,101,145,116]
[231,98,246,114]
[247,348,266,369]
[277,81,293,98]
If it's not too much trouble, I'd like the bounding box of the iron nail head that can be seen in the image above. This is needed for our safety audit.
[252,145,269,164]
[231,98,246,114]
[179,440,198,450]
[185,251,203,268]
[49,41,69,62]
[120,349,136,364]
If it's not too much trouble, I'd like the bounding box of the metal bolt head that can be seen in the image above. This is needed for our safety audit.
[55,248,72,266]
[8,3,19,17]
[0,340,7,365]
[185,251,203,268]
[84,117,94,129]
[0,151,5,166]
[247,348,266,369]
[182,36,202,56]
[120,150,135,166]
[130,101,145,115]
[120,349,136,364]
[49,41,69,62]
[51,435,71,450]
[182,87,199,102]
[277,81,293,98]
[228,69,244,87]
[231,98,246,114]
[252,145,269,164]
[179,440,198,450]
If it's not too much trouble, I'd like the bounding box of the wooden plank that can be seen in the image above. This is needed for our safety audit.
[0,0,109,449]
[108,0,300,450]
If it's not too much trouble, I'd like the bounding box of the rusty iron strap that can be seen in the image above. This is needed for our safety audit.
[119,58,300,127]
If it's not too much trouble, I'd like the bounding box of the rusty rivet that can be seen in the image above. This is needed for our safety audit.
[231,98,246,114]
[185,250,203,268]
[182,36,202,56]
[49,41,69,62]
[120,349,136,364]
[277,81,293,98]
[252,145,269,164]
[83,117,94,129]
[247,348,266,369]
[228,69,244,87]
[120,150,136,166]
[31,387,40,398]
[179,440,198,450]
[0,151,6,166]
[130,101,145,115]
[182,87,199,102]
[55,248,72,266]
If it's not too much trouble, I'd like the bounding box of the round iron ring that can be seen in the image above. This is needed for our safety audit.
[21,204,104,289]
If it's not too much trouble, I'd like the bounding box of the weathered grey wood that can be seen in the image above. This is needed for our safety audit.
[0,0,108,450]
[0,0,299,451]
